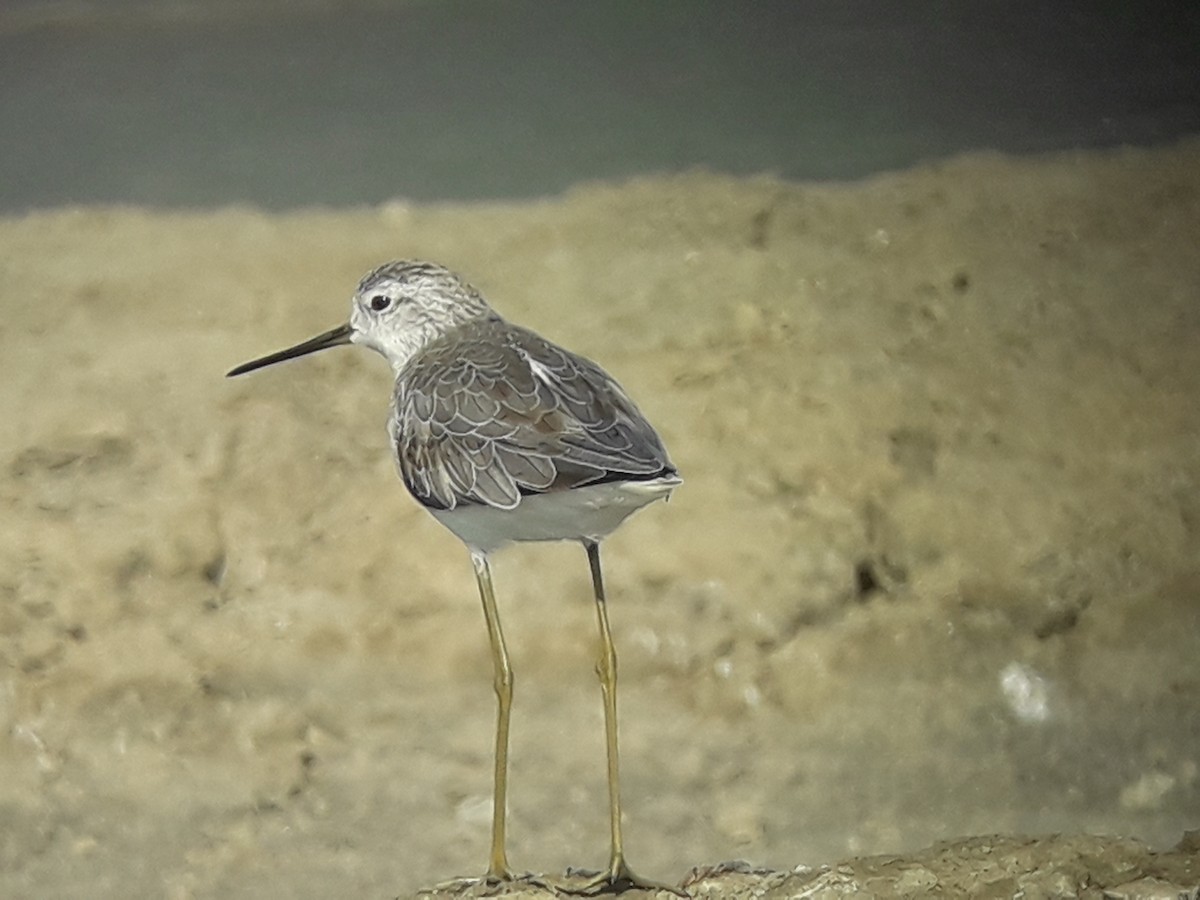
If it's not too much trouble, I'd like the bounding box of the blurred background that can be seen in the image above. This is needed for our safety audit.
[2,3,1199,898]
[2,0,1199,209]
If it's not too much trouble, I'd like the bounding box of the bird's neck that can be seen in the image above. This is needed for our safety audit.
[377,311,498,376]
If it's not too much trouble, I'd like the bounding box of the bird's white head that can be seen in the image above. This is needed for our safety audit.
[227,260,493,379]
[348,260,492,372]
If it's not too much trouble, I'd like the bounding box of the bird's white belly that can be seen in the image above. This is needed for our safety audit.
[429,474,681,553]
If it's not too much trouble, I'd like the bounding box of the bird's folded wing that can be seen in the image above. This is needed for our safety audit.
[393,322,673,510]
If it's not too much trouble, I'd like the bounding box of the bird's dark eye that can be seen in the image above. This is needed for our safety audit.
[369,294,391,312]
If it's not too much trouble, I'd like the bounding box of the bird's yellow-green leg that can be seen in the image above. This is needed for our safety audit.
[471,550,514,883]
[567,542,682,896]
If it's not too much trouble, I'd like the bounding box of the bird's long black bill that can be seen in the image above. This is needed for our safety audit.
[227,322,354,377]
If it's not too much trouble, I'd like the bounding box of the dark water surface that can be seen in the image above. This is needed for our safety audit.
[2,0,1199,210]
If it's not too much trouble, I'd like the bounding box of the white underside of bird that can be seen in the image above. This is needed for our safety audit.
[430,473,681,553]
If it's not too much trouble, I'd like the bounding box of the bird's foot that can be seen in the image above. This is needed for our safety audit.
[421,870,554,896]
[558,859,687,896]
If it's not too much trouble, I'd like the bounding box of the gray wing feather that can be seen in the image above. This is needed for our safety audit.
[392,319,672,510]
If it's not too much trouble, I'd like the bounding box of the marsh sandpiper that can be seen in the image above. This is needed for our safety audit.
[228,260,681,892]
